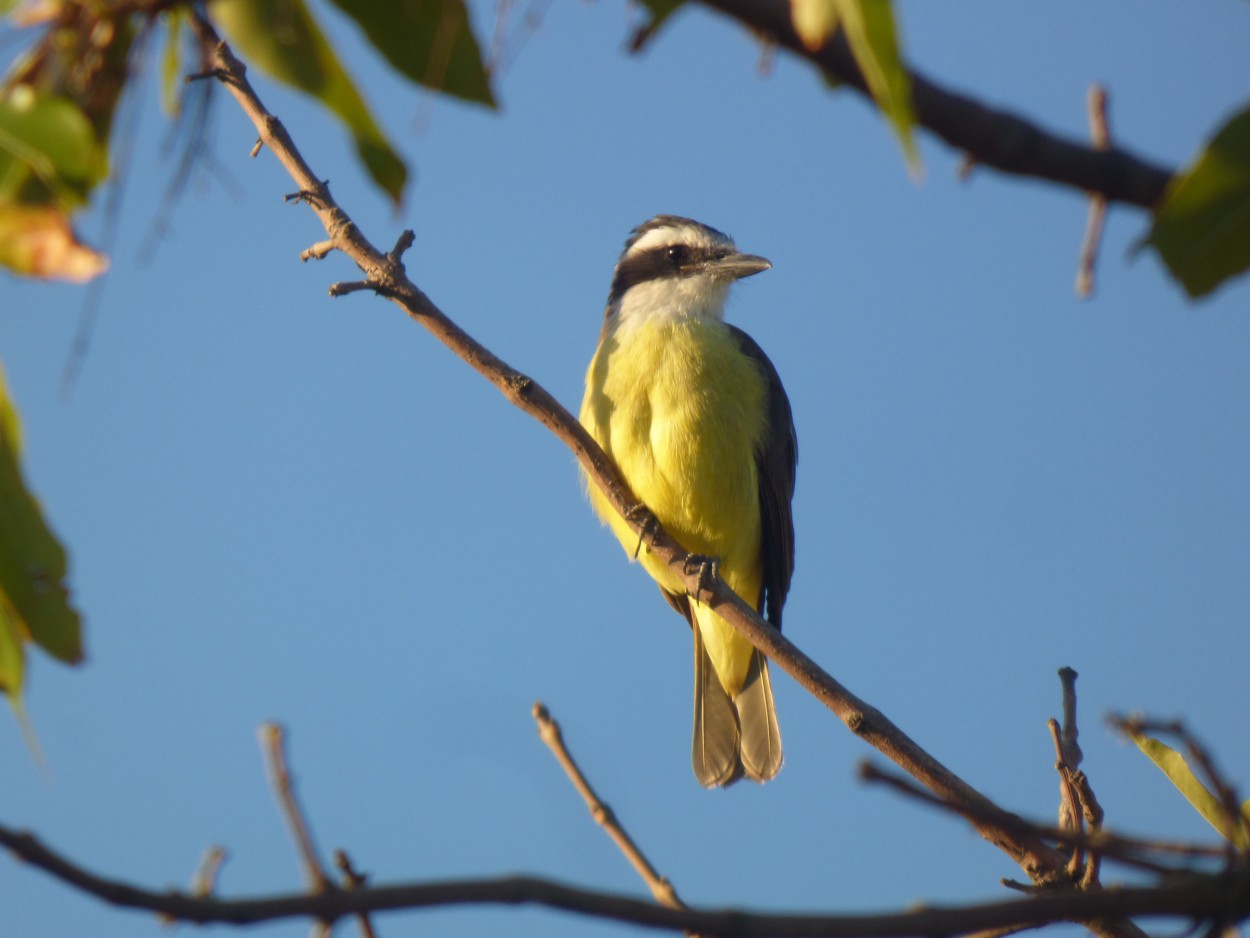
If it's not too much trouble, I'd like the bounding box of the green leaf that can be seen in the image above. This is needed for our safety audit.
[212,0,408,205]
[0,359,84,712]
[0,89,108,208]
[0,593,24,704]
[789,0,918,173]
[1129,731,1250,848]
[835,0,919,174]
[324,0,494,107]
[1143,104,1250,298]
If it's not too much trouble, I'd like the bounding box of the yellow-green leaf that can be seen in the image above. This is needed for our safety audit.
[1129,731,1250,848]
[835,0,919,174]
[161,7,186,118]
[0,360,84,716]
[325,0,494,107]
[1143,103,1250,298]
[0,593,24,704]
[212,0,408,205]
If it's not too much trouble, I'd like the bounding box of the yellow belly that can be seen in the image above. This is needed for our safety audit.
[580,319,768,696]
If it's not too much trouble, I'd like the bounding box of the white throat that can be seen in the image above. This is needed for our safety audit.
[611,276,731,334]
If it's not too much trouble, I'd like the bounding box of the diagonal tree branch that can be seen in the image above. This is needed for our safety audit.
[694,0,1174,208]
[533,702,688,913]
[180,16,1143,936]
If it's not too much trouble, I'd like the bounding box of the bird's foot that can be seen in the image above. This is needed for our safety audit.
[625,503,661,559]
[683,553,720,603]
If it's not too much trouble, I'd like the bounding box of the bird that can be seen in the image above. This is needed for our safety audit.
[579,215,797,787]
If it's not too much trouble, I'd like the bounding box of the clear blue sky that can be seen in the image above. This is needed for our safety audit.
[4,3,1250,937]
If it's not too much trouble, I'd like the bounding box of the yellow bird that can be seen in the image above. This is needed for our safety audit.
[580,215,797,787]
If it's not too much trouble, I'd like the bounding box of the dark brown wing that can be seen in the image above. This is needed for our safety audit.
[729,326,797,630]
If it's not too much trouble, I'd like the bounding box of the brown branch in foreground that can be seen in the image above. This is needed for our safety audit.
[2,820,1249,936]
[857,761,1228,876]
[180,16,1140,935]
[532,702,687,913]
[694,1,1173,208]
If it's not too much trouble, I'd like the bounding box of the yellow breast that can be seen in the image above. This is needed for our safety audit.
[580,318,768,694]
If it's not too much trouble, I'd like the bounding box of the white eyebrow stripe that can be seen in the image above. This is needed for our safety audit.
[626,222,731,258]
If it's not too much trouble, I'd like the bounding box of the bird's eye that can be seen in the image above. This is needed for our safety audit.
[666,245,689,266]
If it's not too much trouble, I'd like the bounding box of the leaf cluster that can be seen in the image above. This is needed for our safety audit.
[0,0,494,280]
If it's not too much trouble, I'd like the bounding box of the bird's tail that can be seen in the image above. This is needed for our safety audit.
[692,628,783,787]
[735,648,782,782]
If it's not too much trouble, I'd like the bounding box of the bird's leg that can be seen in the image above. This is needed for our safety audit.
[683,553,720,604]
[625,503,661,559]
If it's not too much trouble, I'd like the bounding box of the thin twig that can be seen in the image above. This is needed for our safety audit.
[191,845,228,897]
[858,761,1227,874]
[1048,718,1086,879]
[532,702,686,912]
[1057,667,1082,769]
[335,849,378,938]
[1076,86,1110,297]
[258,723,331,894]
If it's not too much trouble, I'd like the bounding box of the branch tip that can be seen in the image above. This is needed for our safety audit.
[301,241,335,263]
[389,230,416,261]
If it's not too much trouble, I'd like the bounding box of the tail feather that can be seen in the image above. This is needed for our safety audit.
[692,627,741,787]
[736,650,782,782]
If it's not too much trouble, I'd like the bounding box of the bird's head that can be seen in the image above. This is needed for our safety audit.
[605,215,771,329]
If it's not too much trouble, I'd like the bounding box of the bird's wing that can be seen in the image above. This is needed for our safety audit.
[729,325,797,630]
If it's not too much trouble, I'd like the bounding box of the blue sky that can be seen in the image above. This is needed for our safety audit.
[4,2,1250,937]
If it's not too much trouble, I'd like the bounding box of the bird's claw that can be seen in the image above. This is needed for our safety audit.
[625,503,660,559]
[683,553,720,603]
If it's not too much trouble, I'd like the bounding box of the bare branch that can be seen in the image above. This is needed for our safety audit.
[191,845,228,898]
[694,1,1173,207]
[334,849,378,938]
[1077,87,1111,297]
[2,820,1248,935]
[533,702,687,913]
[258,723,331,895]
[1057,667,1082,769]
[858,761,1227,875]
